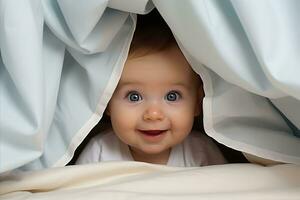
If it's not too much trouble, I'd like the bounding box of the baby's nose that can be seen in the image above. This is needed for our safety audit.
[143,105,164,121]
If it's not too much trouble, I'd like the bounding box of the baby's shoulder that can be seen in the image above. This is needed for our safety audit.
[185,130,227,165]
[185,130,218,150]
[187,130,212,142]
[90,129,117,145]
[76,128,116,164]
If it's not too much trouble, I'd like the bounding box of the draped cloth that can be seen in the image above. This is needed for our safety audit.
[0,0,300,173]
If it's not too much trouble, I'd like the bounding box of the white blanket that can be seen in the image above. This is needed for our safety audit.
[1,162,300,200]
[2,0,300,173]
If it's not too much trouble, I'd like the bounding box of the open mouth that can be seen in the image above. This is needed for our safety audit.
[139,130,167,136]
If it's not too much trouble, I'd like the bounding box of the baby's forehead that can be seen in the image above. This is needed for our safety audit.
[120,50,199,89]
[126,47,198,76]
[125,47,193,72]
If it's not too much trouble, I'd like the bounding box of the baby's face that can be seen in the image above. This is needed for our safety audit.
[107,46,203,162]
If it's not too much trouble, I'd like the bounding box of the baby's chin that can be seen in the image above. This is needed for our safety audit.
[130,144,171,156]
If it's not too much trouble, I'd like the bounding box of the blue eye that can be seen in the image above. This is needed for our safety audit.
[165,91,181,101]
[127,91,142,102]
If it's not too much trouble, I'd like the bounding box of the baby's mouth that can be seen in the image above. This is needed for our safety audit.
[138,130,168,136]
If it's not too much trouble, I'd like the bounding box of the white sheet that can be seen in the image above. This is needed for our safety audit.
[1,163,300,199]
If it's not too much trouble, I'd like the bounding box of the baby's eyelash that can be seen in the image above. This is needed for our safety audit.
[125,91,142,102]
[169,90,182,97]
[124,90,138,97]
[165,90,182,101]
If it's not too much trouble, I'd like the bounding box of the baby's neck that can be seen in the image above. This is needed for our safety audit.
[129,147,171,165]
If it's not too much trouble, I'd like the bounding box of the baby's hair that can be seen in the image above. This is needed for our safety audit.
[128,9,178,58]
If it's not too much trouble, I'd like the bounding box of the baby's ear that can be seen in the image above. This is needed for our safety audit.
[105,106,111,116]
[194,103,200,116]
[194,87,204,116]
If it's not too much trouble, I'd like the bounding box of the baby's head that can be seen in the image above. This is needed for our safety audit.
[107,10,203,164]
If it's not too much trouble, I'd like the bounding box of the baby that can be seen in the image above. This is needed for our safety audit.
[76,10,226,167]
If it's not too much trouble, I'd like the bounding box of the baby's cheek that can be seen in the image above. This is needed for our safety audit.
[171,111,194,132]
[113,108,135,125]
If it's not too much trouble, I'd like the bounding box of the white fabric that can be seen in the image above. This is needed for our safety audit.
[0,0,140,173]
[1,0,300,173]
[76,129,226,167]
[153,0,300,164]
[1,163,300,199]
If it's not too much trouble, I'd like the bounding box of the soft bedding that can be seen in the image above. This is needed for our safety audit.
[1,162,300,200]
[1,0,300,173]
[1,1,300,199]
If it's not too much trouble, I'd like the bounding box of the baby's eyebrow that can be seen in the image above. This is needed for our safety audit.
[119,80,141,85]
[118,81,142,86]
[117,80,193,90]
[171,82,193,89]
[115,81,142,91]
[173,82,187,86]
